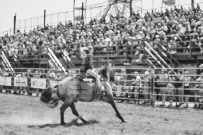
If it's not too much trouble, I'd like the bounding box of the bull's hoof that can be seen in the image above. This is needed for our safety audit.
[120,120,127,124]
[61,122,66,125]
[121,120,127,123]
[81,119,88,124]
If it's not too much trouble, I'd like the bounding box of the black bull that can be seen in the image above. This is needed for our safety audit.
[40,76,126,124]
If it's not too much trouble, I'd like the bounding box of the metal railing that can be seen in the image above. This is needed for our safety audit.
[0,67,203,109]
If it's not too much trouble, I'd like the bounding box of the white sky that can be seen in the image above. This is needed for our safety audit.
[0,0,202,35]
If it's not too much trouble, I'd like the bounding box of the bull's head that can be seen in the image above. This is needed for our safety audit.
[40,87,53,104]
[40,87,59,108]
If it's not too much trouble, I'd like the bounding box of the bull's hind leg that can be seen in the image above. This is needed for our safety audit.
[106,95,126,123]
[70,103,88,123]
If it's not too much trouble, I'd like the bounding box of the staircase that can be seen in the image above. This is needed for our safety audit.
[0,51,15,73]
[156,43,182,68]
[48,48,66,72]
[61,50,75,68]
[9,55,22,68]
[144,41,180,72]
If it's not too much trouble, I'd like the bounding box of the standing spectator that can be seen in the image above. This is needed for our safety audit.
[174,71,184,107]
[140,71,150,104]
[26,68,33,78]
[132,71,142,101]
[180,70,192,108]
[195,72,203,109]
[157,69,169,106]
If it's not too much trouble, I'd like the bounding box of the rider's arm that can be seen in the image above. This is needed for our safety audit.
[88,54,94,69]
[106,65,111,82]
[107,71,110,82]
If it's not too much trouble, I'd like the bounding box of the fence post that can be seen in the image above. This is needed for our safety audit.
[130,0,132,17]
[150,70,155,107]
[73,0,75,25]
[30,18,32,30]
[13,14,16,34]
[191,0,194,8]
[82,2,84,22]
[189,34,192,56]
[24,19,26,31]
[44,10,46,29]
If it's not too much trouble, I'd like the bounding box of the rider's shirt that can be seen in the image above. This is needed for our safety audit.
[143,76,150,89]
[100,66,111,82]
[100,67,108,79]
[80,54,94,72]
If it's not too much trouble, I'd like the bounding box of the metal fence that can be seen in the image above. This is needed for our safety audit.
[15,4,108,33]
[0,67,203,108]
[0,68,79,96]
[112,67,203,108]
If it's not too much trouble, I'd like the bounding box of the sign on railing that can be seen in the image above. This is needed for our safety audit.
[14,77,28,87]
[31,78,46,89]
[0,77,12,86]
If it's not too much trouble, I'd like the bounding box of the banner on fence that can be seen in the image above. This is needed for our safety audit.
[14,77,28,87]
[0,77,12,86]
[31,78,46,89]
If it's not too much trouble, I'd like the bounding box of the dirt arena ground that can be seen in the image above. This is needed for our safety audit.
[0,94,203,135]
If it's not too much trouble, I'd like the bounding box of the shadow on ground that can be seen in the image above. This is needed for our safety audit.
[28,119,99,128]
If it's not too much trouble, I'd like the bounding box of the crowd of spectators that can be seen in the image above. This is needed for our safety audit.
[0,4,203,64]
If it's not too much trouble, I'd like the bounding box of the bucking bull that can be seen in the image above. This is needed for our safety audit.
[40,74,126,125]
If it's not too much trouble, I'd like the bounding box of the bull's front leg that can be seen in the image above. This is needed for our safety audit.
[60,103,69,125]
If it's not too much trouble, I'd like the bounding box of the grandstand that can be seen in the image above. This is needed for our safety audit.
[0,0,202,70]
